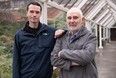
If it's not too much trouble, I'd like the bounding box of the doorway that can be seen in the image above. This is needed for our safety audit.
[111,28,116,41]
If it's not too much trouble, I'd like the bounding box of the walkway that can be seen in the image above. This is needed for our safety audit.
[96,41,116,78]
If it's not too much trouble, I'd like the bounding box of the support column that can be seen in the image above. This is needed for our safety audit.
[108,28,111,42]
[95,25,99,48]
[40,2,47,24]
[103,26,106,40]
[95,24,99,52]
[95,25,98,37]
[99,25,103,49]
[85,21,92,32]
[106,27,109,42]
[106,28,108,39]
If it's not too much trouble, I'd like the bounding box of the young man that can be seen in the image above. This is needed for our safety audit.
[13,2,64,78]
[51,7,98,78]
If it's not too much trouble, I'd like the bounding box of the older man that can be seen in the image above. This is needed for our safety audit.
[51,7,98,78]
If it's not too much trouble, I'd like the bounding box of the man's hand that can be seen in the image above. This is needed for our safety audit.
[58,50,79,67]
[54,29,65,38]
[58,51,61,57]
[71,62,79,66]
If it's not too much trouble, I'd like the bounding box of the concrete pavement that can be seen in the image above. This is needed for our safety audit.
[96,41,116,78]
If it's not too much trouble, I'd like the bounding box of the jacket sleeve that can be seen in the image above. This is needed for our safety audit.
[12,33,21,78]
[51,38,71,70]
[59,33,97,66]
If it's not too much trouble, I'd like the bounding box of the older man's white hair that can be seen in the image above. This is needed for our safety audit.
[67,7,83,17]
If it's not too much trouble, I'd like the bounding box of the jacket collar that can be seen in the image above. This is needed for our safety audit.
[65,26,88,43]
[22,21,48,35]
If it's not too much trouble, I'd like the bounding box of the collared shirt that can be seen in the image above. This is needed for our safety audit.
[68,27,82,43]
[69,31,78,43]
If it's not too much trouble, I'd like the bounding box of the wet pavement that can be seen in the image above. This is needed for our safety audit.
[95,41,116,78]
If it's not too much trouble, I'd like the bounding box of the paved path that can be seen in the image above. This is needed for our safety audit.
[96,41,116,78]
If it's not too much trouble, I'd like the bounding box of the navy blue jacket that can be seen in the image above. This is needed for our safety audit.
[13,22,56,78]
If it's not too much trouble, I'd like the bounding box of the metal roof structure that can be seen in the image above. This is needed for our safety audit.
[38,0,116,28]
[37,0,116,48]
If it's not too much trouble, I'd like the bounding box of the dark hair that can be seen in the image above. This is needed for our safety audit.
[27,2,42,12]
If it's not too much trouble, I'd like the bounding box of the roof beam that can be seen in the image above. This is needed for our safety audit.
[37,0,68,12]
[70,0,81,8]
[106,20,115,28]
[76,0,88,9]
[95,9,109,23]
[106,0,116,11]
[103,17,113,26]
[110,8,116,21]
[106,0,116,22]
[86,0,106,20]
[100,13,112,25]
